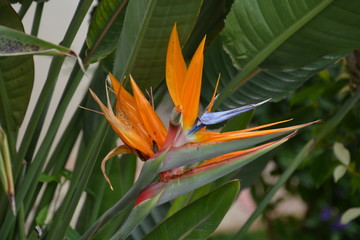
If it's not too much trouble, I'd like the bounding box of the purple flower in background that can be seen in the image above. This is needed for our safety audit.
[319,206,332,221]
[331,217,350,232]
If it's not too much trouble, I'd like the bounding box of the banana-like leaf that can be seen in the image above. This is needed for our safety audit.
[157,133,291,205]
[218,0,360,105]
[202,38,345,109]
[162,121,316,171]
[0,26,75,57]
[86,0,127,63]
[143,180,240,240]
[223,0,360,71]
[182,0,234,58]
[112,0,203,90]
[0,0,34,129]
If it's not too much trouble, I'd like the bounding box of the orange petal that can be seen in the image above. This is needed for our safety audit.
[109,75,151,146]
[89,89,154,157]
[197,140,277,167]
[166,24,187,106]
[109,73,120,94]
[108,74,137,116]
[101,145,132,190]
[195,120,320,143]
[181,36,206,129]
[130,76,167,148]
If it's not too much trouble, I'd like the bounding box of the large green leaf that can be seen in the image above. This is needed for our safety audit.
[143,180,240,240]
[0,0,34,129]
[113,0,203,90]
[182,0,234,58]
[86,0,127,63]
[202,38,345,109]
[0,26,76,57]
[218,0,360,105]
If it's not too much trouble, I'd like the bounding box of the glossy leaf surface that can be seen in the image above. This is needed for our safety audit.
[143,181,240,240]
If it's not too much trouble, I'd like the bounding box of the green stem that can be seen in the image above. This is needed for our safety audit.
[81,152,165,239]
[18,0,33,19]
[31,2,44,36]
[22,64,88,211]
[81,187,138,240]
[233,87,360,239]
[14,0,94,180]
[47,120,109,240]
[1,0,94,230]
[17,204,26,240]
[27,110,82,223]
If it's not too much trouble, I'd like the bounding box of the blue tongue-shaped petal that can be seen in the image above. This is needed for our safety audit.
[189,99,271,134]
[200,99,271,125]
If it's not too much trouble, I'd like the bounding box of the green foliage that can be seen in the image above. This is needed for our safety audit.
[85,0,126,63]
[243,63,360,239]
[143,181,240,240]
[112,0,203,90]
[0,0,34,131]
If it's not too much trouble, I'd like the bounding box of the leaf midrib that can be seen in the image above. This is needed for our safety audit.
[113,0,157,78]
[217,0,334,107]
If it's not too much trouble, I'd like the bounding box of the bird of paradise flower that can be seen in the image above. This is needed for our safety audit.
[84,24,319,239]
[90,24,317,192]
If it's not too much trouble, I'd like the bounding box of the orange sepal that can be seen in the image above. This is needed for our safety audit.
[109,73,121,94]
[197,140,277,168]
[166,24,187,106]
[181,36,206,129]
[195,120,320,143]
[130,76,167,148]
[89,89,154,157]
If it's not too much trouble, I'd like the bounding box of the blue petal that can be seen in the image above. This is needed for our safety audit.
[199,99,271,125]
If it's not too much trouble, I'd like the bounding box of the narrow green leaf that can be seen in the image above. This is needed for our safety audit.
[0,26,75,57]
[65,227,81,240]
[0,0,34,129]
[110,191,163,240]
[143,181,240,240]
[80,149,168,240]
[113,0,203,89]
[0,129,15,213]
[85,0,127,63]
